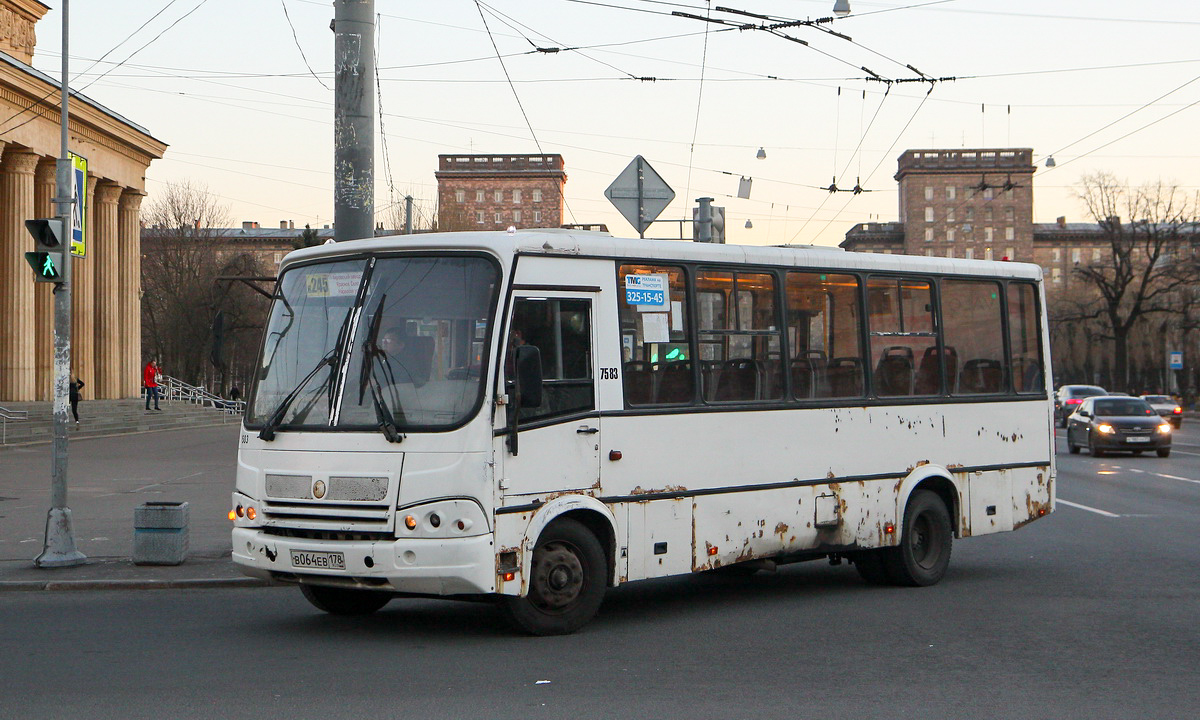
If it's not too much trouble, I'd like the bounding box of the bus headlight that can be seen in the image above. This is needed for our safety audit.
[1096,423,1115,434]
[397,498,489,538]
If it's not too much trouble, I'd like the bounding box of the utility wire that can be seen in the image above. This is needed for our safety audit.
[280,0,331,90]
[473,0,577,224]
[684,1,713,208]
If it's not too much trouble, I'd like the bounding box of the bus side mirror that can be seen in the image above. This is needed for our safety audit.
[515,344,543,408]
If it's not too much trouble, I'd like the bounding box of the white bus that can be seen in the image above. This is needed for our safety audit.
[231,230,1054,634]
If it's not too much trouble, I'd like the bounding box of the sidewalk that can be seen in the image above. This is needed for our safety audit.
[0,423,273,592]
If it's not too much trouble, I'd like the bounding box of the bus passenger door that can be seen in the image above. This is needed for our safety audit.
[498,294,600,499]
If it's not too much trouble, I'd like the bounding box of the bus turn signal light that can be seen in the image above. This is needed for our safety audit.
[885,523,896,535]
[228,510,237,521]
[708,546,718,556]
[246,506,257,521]
[404,515,417,530]
[503,572,515,582]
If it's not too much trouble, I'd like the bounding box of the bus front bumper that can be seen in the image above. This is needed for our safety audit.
[231,527,496,595]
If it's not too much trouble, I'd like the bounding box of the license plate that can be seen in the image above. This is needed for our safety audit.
[1125,436,1150,443]
[290,550,345,569]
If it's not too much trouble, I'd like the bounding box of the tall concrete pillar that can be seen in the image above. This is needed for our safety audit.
[33,157,55,400]
[93,181,122,398]
[0,147,41,401]
[71,174,96,391]
[118,190,145,398]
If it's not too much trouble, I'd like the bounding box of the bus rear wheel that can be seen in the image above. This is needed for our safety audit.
[300,584,392,615]
[504,518,606,636]
[882,489,952,587]
[851,549,890,585]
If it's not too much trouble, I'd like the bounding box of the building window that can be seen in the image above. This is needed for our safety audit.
[494,212,502,223]
[1093,248,1101,262]
[966,208,975,222]
[924,228,934,242]
[1005,227,1015,241]
[1052,267,1062,284]
[983,187,994,200]
[924,186,934,201]
[946,229,955,243]
[1052,248,1061,262]
[1005,247,1015,261]
[1005,207,1014,222]
[882,249,892,254]
[984,227,994,242]
[946,207,955,222]
[984,247,994,261]
[965,248,975,260]
[494,190,503,203]
[532,189,542,203]
[924,207,934,222]
[945,248,954,258]
[476,190,485,202]
[946,186,956,201]
[984,207,993,223]
[513,209,522,223]
[534,210,542,223]
[454,189,465,203]
[476,211,484,224]
[1071,248,1081,264]
[925,249,934,257]
[513,189,522,204]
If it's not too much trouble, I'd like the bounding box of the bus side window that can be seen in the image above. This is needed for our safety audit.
[942,279,1006,395]
[510,297,593,421]
[1007,282,1044,393]
[866,277,936,398]
[618,264,693,406]
[788,272,864,400]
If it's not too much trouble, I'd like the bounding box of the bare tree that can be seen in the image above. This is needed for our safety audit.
[141,181,269,394]
[1066,173,1200,392]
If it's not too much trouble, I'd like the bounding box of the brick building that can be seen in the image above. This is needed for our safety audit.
[435,154,566,232]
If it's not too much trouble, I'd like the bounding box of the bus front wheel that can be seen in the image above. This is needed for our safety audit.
[300,584,392,615]
[504,518,606,636]
[882,489,953,587]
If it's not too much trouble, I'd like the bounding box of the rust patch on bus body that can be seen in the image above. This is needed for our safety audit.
[630,484,688,496]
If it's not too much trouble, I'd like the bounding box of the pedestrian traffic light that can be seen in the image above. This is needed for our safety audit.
[24,218,65,283]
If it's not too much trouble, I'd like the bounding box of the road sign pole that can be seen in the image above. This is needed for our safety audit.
[636,156,645,239]
[36,0,85,568]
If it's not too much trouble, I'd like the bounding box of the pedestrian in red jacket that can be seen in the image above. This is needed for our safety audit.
[143,360,162,411]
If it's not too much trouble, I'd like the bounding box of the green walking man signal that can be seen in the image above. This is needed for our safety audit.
[24,218,66,283]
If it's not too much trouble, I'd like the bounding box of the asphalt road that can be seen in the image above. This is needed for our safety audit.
[1,425,1197,719]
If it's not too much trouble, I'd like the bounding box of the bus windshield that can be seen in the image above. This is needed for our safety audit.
[247,254,499,433]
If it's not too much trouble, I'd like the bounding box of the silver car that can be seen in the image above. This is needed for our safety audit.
[1139,395,1183,428]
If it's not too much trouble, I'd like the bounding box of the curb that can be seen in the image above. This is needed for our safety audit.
[0,576,275,592]
[0,417,240,450]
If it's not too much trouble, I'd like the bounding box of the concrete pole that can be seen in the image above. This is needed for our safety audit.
[37,0,85,567]
[333,0,374,243]
[404,195,413,235]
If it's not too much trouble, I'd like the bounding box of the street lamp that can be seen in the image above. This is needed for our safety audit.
[1045,155,1056,167]
[756,147,767,160]
[745,219,753,229]
[833,0,850,17]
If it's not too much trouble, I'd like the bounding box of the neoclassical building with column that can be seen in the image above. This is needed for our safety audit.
[0,0,166,401]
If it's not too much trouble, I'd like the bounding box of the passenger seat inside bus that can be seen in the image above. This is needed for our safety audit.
[827,357,863,397]
[623,361,656,405]
[656,361,694,403]
[875,346,914,396]
[914,345,957,395]
[959,358,1004,394]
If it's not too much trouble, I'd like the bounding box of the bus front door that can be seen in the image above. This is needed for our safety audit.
[498,294,600,499]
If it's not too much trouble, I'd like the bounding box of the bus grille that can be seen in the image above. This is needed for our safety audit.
[261,499,392,532]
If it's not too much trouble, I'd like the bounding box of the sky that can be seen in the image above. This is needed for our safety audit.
[25,0,1200,246]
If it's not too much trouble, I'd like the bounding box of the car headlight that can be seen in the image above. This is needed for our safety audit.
[1158,423,1173,434]
[1096,423,1116,434]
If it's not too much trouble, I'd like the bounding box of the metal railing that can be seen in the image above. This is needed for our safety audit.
[160,375,246,415]
[0,405,29,445]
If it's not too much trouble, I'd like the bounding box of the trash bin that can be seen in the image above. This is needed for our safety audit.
[133,501,189,565]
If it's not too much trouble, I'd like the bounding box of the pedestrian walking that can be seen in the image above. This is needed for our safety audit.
[143,360,162,411]
[69,377,84,426]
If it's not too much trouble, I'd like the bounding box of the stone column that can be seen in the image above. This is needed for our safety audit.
[92,181,122,398]
[0,147,41,401]
[33,157,55,400]
[118,190,145,398]
[71,174,96,391]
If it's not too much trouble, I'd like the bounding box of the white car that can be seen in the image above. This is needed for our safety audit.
[1140,395,1183,428]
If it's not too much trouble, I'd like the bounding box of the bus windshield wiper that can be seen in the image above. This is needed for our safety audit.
[358,299,404,443]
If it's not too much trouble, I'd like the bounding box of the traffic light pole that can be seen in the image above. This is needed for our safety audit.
[36,0,85,568]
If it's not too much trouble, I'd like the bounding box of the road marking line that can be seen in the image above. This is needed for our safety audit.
[1169,449,1200,457]
[1057,499,1121,517]
[1151,473,1200,485]
[1127,468,1145,473]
